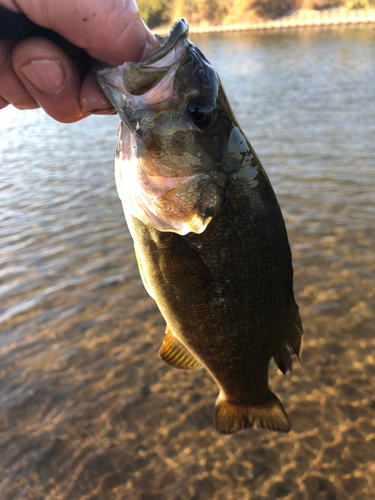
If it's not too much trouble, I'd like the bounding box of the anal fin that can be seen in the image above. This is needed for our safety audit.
[214,391,290,435]
[273,297,303,375]
[159,326,201,371]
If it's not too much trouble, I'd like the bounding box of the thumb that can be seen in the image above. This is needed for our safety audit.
[2,0,158,65]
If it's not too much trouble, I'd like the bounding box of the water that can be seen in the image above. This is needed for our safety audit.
[0,25,374,500]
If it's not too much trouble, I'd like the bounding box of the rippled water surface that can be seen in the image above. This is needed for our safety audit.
[0,25,374,500]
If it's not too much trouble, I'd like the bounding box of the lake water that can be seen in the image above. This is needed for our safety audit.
[0,25,374,500]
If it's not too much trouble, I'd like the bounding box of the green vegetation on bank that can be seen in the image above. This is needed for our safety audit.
[138,0,375,27]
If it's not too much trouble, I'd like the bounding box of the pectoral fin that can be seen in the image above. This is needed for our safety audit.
[273,297,303,375]
[159,326,201,370]
[156,233,214,290]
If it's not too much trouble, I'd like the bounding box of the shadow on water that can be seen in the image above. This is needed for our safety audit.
[0,25,374,500]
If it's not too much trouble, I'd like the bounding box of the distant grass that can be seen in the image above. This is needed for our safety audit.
[252,0,301,19]
[138,0,229,27]
[347,0,375,7]
[137,0,170,27]
[138,0,373,27]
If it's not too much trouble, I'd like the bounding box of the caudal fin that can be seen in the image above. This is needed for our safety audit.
[214,392,290,435]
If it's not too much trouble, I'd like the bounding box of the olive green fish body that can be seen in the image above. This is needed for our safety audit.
[93,19,303,434]
[127,147,300,433]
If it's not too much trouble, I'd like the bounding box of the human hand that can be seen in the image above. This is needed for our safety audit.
[0,0,158,122]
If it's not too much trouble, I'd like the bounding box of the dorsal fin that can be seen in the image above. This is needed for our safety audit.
[159,326,201,371]
[273,297,303,375]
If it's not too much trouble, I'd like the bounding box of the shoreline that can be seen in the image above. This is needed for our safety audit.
[154,7,375,35]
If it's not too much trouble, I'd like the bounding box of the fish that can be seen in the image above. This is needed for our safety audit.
[92,18,303,435]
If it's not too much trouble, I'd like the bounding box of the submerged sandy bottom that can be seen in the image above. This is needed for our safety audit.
[1,241,374,499]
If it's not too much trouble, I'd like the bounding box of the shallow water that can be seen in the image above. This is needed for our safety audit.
[0,25,374,500]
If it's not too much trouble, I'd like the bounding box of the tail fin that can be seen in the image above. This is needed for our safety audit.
[214,392,290,435]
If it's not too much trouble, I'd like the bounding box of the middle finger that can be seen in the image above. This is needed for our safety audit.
[0,39,39,110]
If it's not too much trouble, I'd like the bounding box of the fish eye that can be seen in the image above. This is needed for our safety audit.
[187,98,215,128]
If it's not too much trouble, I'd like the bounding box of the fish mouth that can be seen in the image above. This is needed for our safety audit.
[142,18,189,67]
[91,19,190,127]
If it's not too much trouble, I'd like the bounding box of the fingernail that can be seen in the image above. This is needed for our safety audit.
[19,59,67,95]
[88,108,116,115]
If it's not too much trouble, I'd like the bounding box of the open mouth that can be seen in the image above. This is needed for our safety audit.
[91,19,191,116]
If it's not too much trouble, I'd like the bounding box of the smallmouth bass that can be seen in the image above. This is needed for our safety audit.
[92,19,303,435]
